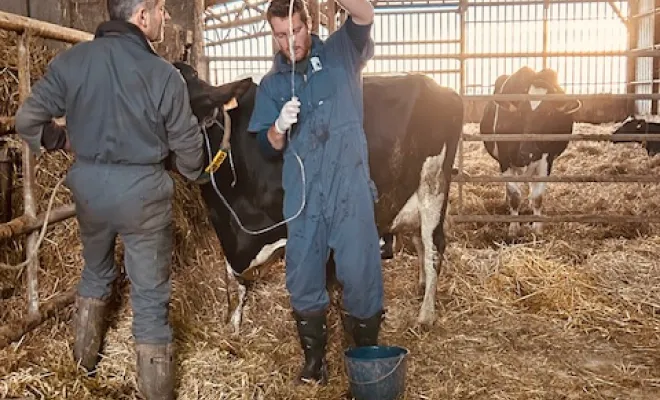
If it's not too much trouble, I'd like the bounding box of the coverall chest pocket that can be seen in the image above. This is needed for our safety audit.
[305,66,337,144]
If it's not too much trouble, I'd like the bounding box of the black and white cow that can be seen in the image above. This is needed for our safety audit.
[612,116,660,156]
[172,63,463,332]
[480,66,581,236]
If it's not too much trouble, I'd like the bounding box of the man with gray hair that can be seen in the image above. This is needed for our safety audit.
[15,0,204,398]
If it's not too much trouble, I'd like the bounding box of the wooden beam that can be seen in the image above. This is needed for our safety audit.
[193,0,208,81]
[309,0,320,34]
[607,0,628,26]
[0,144,12,223]
[205,0,269,21]
[326,0,337,33]
[0,10,92,44]
[0,117,15,135]
[0,204,77,241]
[206,14,265,30]
[0,288,76,349]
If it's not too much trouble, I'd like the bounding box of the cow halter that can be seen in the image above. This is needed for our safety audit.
[201,106,237,187]
[200,107,307,236]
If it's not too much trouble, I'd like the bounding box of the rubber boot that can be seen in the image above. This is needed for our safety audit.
[135,343,175,400]
[343,309,384,348]
[293,310,328,385]
[73,295,109,372]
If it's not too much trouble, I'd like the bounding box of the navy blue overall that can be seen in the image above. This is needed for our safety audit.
[248,18,383,319]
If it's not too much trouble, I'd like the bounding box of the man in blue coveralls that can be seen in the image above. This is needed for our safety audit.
[248,0,385,385]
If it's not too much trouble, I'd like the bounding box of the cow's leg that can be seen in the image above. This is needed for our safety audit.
[417,192,443,326]
[380,233,395,260]
[225,238,287,335]
[390,192,425,293]
[412,235,425,295]
[415,154,451,326]
[529,155,549,234]
[503,168,522,236]
[224,259,248,336]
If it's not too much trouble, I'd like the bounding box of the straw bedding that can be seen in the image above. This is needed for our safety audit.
[1,35,659,399]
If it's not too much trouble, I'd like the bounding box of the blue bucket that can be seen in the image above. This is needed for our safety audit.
[344,345,409,400]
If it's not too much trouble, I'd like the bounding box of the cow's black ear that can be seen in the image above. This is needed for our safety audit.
[210,78,254,108]
[232,77,255,100]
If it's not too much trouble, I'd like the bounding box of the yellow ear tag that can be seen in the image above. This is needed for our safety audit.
[204,97,237,174]
[224,97,238,111]
[205,149,227,174]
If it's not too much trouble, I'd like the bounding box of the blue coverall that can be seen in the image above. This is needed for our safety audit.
[248,17,383,319]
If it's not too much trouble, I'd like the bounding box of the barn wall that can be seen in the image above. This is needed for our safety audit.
[0,0,28,16]
[0,0,197,63]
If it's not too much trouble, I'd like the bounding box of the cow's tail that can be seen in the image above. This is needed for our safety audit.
[439,92,464,235]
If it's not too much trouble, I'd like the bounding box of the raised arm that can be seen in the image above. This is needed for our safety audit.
[335,0,374,25]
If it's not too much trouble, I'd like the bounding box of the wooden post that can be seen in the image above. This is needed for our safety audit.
[308,0,320,34]
[542,0,549,69]
[458,0,467,215]
[627,0,640,115]
[192,0,208,81]
[326,0,336,33]
[18,31,40,319]
[0,204,77,241]
[0,144,12,223]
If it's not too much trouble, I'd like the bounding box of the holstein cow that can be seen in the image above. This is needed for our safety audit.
[612,116,660,156]
[172,62,463,332]
[480,66,581,236]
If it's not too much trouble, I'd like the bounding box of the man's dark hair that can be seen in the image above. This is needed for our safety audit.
[107,0,156,21]
[266,0,309,25]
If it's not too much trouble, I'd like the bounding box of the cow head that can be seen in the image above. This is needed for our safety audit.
[613,116,660,156]
[613,115,646,135]
[493,67,536,113]
[519,72,581,163]
[172,62,254,121]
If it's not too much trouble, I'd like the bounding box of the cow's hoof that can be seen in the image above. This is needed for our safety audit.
[416,309,435,326]
[230,312,242,336]
[508,223,520,237]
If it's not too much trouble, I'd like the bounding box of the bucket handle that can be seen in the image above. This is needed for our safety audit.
[347,354,406,386]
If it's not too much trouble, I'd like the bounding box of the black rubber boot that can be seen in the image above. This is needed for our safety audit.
[343,309,384,348]
[135,343,175,400]
[293,310,328,385]
[73,295,109,372]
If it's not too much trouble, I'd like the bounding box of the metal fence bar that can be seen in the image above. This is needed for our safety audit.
[462,133,660,141]
[454,174,660,183]
[451,214,660,223]
[208,49,657,63]
[465,93,660,100]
